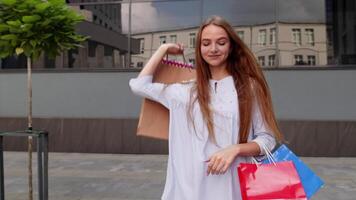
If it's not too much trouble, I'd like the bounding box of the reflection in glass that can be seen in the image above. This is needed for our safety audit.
[170,35,177,43]
[0,1,138,69]
[74,2,135,68]
[292,29,302,46]
[237,31,244,41]
[268,54,276,66]
[129,0,331,68]
[294,55,303,65]
[1,0,354,70]
[258,29,267,46]
[305,29,315,46]
[327,0,356,65]
[189,33,196,48]
[270,28,276,45]
[307,55,316,65]
[139,38,145,54]
[159,36,167,45]
[258,56,265,67]
[130,1,201,68]
[203,0,276,25]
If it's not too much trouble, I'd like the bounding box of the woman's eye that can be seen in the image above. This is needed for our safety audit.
[202,43,210,46]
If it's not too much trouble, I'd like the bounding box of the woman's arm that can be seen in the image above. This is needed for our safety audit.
[138,43,183,77]
[129,43,185,108]
[206,142,260,176]
[207,102,276,175]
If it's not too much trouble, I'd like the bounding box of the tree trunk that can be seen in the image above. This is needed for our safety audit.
[27,56,33,200]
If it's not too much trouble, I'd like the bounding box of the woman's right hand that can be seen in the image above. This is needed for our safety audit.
[161,43,184,55]
[137,43,183,77]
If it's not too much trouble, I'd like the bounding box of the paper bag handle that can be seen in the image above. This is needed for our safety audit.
[162,53,194,69]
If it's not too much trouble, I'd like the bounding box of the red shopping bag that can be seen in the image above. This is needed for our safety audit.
[237,161,307,200]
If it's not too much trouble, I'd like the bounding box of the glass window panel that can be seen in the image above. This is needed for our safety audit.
[277,0,330,66]
[71,2,126,68]
[1,0,355,71]
[203,0,276,25]
[0,0,132,70]
[71,1,130,69]
[129,1,200,34]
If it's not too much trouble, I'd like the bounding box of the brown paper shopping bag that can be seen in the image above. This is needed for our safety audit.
[137,58,196,140]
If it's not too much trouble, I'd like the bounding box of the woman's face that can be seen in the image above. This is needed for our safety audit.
[200,24,231,69]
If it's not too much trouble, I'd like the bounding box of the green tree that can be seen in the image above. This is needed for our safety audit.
[0,0,88,199]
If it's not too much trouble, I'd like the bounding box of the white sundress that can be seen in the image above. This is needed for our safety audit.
[129,75,276,200]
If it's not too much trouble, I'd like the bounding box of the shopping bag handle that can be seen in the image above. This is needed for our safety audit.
[162,53,194,69]
[252,142,276,165]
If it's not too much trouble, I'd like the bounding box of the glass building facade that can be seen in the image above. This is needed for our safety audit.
[0,0,355,70]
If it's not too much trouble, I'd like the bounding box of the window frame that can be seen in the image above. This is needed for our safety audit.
[307,55,316,65]
[292,28,302,46]
[268,54,276,66]
[258,56,265,66]
[159,35,167,45]
[294,54,304,65]
[170,35,177,43]
[139,38,145,54]
[270,28,276,45]
[189,33,196,48]
[305,28,315,46]
[237,30,245,41]
[258,29,267,46]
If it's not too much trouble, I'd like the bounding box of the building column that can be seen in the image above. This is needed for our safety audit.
[78,41,89,68]
[32,53,45,69]
[55,52,66,69]
[96,44,104,68]
[113,49,121,68]
[120,53,127,69]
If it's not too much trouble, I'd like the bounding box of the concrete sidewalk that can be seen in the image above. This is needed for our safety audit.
[2,151,356,200]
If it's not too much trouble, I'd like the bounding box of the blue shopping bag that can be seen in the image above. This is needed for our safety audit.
[262,144,324,199]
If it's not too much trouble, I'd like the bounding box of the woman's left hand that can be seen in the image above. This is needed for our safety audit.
[206,144,239,176]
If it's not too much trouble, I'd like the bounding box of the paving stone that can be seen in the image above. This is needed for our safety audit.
[2,152,356,200]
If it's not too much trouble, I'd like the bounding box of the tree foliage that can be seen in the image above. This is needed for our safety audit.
[0,0,88,60]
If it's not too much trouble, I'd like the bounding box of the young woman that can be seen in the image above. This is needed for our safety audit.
[129,16,282,200]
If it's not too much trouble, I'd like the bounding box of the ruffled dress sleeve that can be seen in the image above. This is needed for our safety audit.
[251,102,277,155]
[129,75,186,109]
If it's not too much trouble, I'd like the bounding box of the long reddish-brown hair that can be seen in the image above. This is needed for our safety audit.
[189,16,282,144]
